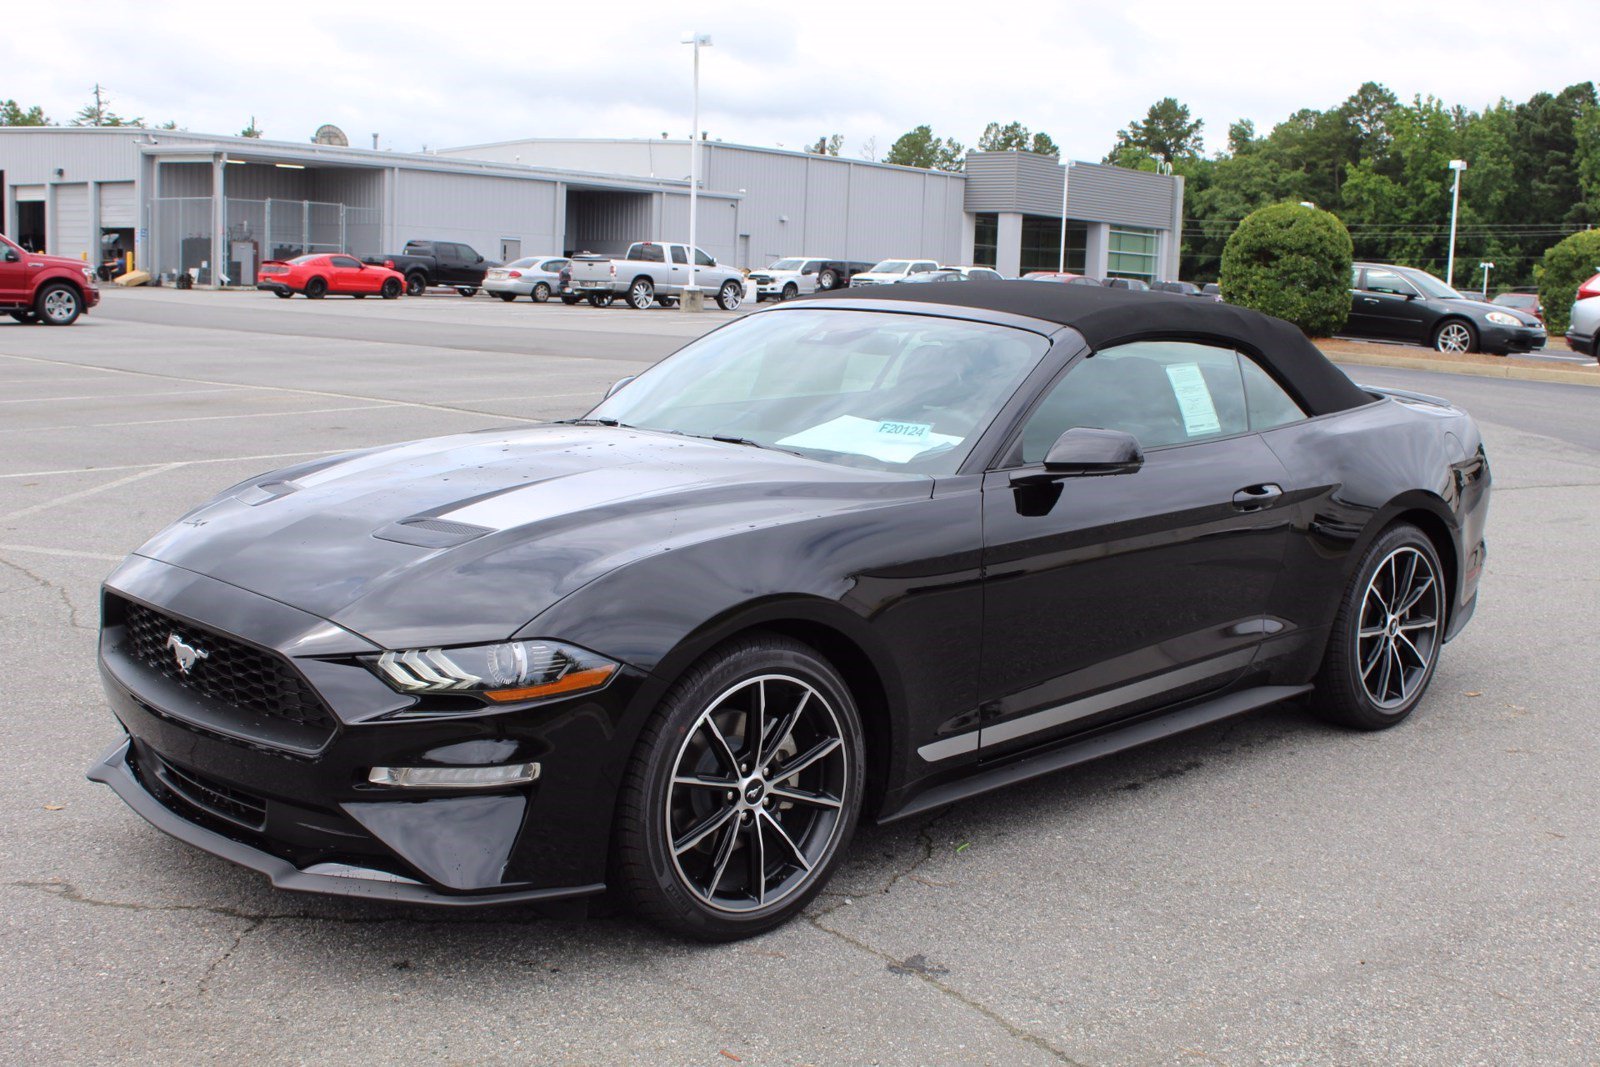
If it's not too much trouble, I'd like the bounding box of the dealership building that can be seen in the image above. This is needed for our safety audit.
[0,127,1183,285]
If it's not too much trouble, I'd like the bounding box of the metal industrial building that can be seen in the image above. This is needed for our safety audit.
[0,127,1182,285]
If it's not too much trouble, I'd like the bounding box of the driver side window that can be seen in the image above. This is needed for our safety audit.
[1364,269,1416,297]
[1018,340,1276,461]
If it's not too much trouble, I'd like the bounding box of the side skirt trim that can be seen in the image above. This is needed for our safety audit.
[882,684,1311,824]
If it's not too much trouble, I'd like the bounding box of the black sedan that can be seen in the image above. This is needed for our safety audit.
[89,283,1490,940]
[1347,262,1545,354]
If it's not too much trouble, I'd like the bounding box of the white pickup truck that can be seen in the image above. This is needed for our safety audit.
[568,241,747,310]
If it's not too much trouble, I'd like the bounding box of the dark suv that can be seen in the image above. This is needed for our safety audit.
[1346,262,1545,355]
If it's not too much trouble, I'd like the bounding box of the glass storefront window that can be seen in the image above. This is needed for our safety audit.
[1107,227,1159,280]
[1020,216,1086,275]
[973,213,998,268]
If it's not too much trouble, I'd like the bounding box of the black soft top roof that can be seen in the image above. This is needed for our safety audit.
[810,280,1372,415]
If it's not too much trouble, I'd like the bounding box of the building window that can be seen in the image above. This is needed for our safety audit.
[973,213,997,268]
[1107,227,1159,280]
[1019,216,1086,276]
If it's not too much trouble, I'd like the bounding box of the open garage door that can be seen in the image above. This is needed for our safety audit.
[565,190,652,257]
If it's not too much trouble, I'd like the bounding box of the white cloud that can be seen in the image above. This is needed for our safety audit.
[3,0,1594,160]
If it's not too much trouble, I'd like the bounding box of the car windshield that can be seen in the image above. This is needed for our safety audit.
[768,259,805,271]
[1400,268,1462,300]
[586,309,1049,475]
[869,260,910,273]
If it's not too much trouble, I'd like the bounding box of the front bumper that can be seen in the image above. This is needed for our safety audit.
[1481,322,1546,354]
[87,556,645,906]
[88,740,601,906]
[1567,327,1596,355]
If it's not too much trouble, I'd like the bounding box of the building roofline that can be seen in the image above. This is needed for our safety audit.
[441,135,970,178]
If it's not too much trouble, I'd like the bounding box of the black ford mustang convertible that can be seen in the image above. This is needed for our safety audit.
[90,283,1490,940]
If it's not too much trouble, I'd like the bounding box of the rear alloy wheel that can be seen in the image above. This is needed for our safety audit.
[380,278,401,300]
[405,273,427,297]
[615,635,864,941]
[304,277,328,300]
[37,283,83,325]
[716,280,743,311]
[1312,523,1444,730]
[628,277,655,310]
[781,282,798,301]
[532,282,551,303]
[1432,320,1476,354]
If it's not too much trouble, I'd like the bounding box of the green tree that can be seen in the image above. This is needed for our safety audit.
[1029,131,1059,156]
[1108,97,1204,164]
[976,121,1058,156]
[71,84,142,128]
[884,125,965,171]
[240,116,263,138]
[1536,229,1600,334]
[1220,202,1353,336]
[0,99,49,125]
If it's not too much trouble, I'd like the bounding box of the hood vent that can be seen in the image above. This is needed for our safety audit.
[373,516,494,549]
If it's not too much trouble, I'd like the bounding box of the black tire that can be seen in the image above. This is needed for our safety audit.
[273,290,293,300]
[405,272,427,297]
[587,292,615,308]
[818,269,839,291]
[304,277,328,300]
[36,282,83,325]
[497,291,517,302]
[657,296,679,308]
[560,294,580,306]
[614,634,865,941]
[781,282,798,301]
[352,294,366,299]
[1432,319,1476,354]
[532,282,551,303]
[457,286,478,297]
[8,310,40,323]
[1311,522,1446,731]
[627,277,655,310]
[380,278,401,300]
[716,280,743,311]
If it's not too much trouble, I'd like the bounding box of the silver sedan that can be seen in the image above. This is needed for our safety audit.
[485,256,569,302]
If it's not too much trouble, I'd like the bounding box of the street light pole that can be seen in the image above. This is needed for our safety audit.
[1479,260,1494,299]
[1446,159,1468,287]
[681,32,712,297]
[1057,160,1074,273]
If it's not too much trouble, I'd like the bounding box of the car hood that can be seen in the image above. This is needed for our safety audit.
[850,273,904,284]
[1444,297,1541,326]
[32,252,92,273]
[133,425,927,650]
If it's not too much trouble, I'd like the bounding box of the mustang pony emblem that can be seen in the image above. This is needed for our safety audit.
[165,633,210,675]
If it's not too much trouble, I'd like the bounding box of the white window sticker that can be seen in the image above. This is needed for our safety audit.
[1164,363,1222,436]
[777,415,959,464]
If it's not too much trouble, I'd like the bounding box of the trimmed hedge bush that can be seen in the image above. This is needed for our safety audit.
[1537,230,1600,335]
[1220,202,1353,337]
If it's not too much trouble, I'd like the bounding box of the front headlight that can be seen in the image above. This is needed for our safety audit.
[1485,311,1521,326]
[368,639,617,703]
[82,267,96,284]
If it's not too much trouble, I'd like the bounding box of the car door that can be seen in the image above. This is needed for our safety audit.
[974,338,1294,759]
[328,255,370,293]
[665,245,688,291]
[800,259,823,293]
[0,237,28,303]
[1353,268,1427,341]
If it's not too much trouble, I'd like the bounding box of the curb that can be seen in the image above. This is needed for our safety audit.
[1319,347,1600,388]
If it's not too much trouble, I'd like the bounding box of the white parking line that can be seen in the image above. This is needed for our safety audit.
[0,449,335,481]
[0,542,123,562]
[0,387,245,405]
[9,464,184,520]
[0,403,396,436]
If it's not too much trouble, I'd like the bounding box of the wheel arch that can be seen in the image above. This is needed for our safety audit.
[1357,493,1461,631]
[1432,315,1477,347]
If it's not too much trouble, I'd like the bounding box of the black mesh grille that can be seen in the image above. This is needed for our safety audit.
[117,597,336,733]
[150,752,268,831]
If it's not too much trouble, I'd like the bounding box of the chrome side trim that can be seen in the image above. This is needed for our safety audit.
[916,647,1258,762]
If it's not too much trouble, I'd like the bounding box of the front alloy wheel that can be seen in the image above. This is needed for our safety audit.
[37,284,82,325]
[1433,320,1475,354]
[616,635,863,940]
[716,280,743,311]
[1312,523,1444,730]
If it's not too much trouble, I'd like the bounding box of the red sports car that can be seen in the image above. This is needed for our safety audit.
[257,254,405,299]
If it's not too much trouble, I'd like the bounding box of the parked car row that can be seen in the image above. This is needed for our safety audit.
[0,231,101,325]
[1565,270,1600,360]
[1344,262,1545,355]
[748,258,875,301]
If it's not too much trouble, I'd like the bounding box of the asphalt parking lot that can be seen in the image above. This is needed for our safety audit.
[3,287,1598,1065]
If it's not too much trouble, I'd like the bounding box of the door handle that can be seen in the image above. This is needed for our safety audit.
[1232,483,1283,511]
[1360,297,1379,304]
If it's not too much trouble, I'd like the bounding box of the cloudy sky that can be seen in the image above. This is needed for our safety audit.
[7,1,1595,160]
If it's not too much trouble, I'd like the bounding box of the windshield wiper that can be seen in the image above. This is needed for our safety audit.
[559,417,627,427]
[671,431,803,457]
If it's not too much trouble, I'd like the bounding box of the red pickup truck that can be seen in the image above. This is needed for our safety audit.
[0,233,101,325]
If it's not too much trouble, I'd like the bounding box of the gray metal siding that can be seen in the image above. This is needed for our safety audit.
[54,183,92,260]
[658,192,738,266]
[393,170,559,256]
[964,152,1181,232]
[0,129,145,185]
[157,162,213,198]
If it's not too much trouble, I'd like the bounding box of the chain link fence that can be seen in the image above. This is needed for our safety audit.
[154,197,383,286]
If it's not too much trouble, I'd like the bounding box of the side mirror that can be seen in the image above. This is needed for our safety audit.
[3,249,16,262]
[604,375,636,399]
[1014,427,1144,484]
